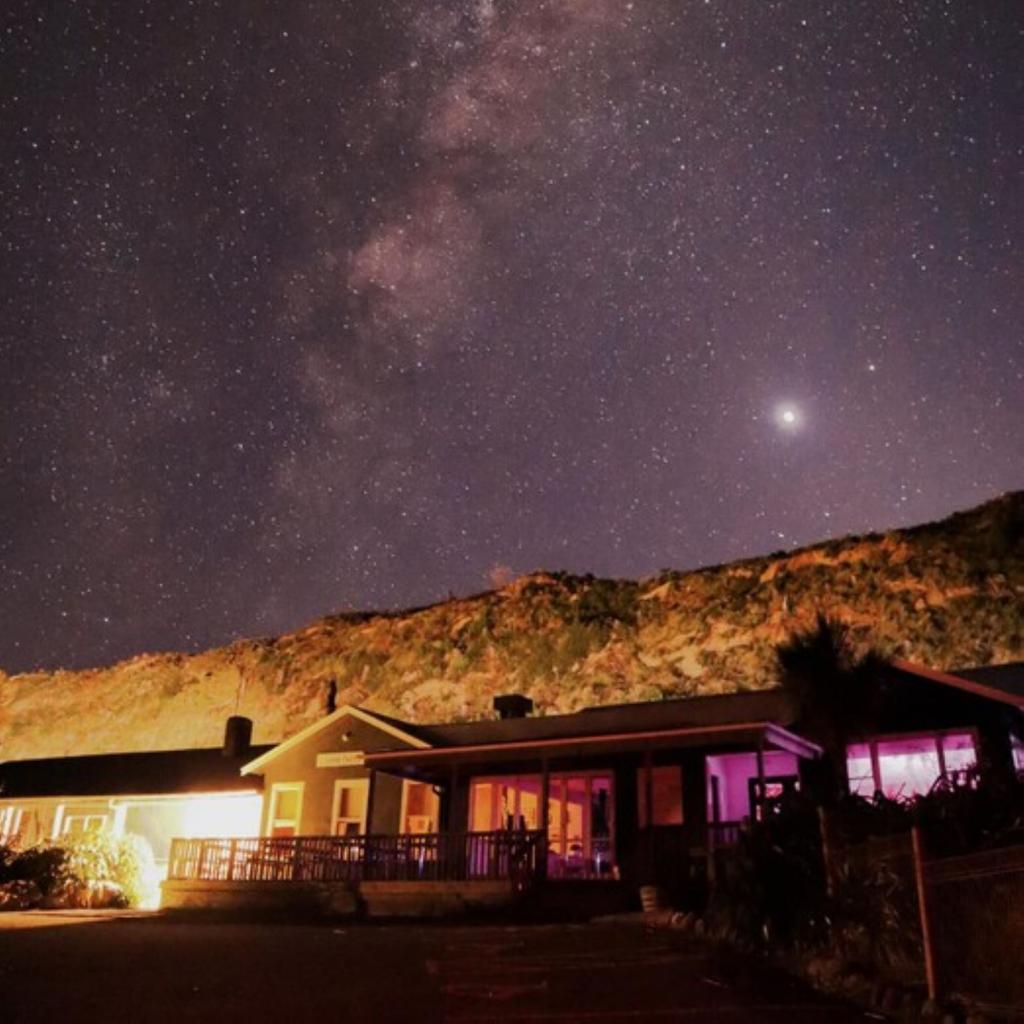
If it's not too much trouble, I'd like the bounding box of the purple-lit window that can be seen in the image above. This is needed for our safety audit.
[845,731,977,800]
[846,743,875,797]
[1012,733,1024,775]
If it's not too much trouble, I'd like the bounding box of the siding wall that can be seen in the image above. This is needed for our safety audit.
[253,714,419,836]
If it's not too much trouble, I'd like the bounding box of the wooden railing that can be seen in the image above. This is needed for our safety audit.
[707,821,745,849]
[167,831,547,887]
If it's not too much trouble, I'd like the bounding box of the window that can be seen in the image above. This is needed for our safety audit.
[1012,733,1024,775]
[62,814,108,835]
[401,782,439,834]
[0,806,22,843]
[332,780,369,836]
[468,773,616,879]
[845,731,978,800]
[469,776,542,832]
[637,766,684,826]
[268,784,303,836]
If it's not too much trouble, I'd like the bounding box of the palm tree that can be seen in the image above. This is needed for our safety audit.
[776,615,887,804]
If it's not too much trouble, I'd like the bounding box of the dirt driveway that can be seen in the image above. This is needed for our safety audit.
[0,912,871,1023]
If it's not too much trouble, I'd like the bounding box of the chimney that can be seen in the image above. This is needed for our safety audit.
[223,715,253,758]
[493,694,534,720]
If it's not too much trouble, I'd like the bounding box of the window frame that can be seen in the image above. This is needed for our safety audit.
[0,805,23,843]
[399,780,439,834]
[331,778,369,836]
[846,728,979,798]
[267,782,304,837]
[62,813,109,835]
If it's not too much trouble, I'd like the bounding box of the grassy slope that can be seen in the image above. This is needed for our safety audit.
[1,492,1021,759]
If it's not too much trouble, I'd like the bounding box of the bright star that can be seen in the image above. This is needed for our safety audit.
[775,404,802,430]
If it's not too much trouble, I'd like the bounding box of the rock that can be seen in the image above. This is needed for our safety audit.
[0,879,43,911]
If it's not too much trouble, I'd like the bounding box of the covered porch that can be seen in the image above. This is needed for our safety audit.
[362,718,821,894]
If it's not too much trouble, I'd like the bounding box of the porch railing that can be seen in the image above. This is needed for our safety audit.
[167,831,546,887]
[707,821,745,849]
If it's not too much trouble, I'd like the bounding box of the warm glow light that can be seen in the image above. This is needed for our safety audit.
[181,793,263,838]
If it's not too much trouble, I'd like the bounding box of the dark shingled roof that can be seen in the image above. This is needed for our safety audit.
[0,745,273,800]
[392,689,795,748]
[952,662,1024,701]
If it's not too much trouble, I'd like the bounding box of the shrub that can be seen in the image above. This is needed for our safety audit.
[58,830,158,907]
[5,844,70,896]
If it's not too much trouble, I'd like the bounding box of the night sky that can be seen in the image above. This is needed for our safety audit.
[2,1,1021,674]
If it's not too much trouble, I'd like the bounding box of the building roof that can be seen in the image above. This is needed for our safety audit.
[240,704,429,774]
[364,719,821,772]
[951,662,1024,701]
[0,745,274,800]
[402,688,795,748]
[891,659,1024,708]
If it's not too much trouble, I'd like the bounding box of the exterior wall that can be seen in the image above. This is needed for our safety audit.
[252,713,420,837]
[0,798,112,846]
[705,751,798,822]
[0,793,262,873]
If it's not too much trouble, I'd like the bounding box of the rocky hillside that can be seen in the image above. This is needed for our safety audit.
[1,493,1022,760]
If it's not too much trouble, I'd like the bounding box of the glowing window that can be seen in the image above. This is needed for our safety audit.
[268,784,303,837]
[63,814,108,834]
[1011,733,1024,775]
[402,782,439,834]
[332,780,368,836]
[845,744,875,797]
[876,736,942,799]
[0,806,23,843]
[845,731,978,800]
[468,776,542,832]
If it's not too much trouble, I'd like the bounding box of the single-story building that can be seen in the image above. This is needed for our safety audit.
[158,659,1024,913]
[0,717,269,880]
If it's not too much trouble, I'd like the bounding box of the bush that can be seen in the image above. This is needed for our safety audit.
[58,830,158,907]
[4,844,70,896]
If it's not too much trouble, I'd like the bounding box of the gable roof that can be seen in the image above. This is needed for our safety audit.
[891,659,1024,709]
[240,704,430,774]
[0,745,273,801]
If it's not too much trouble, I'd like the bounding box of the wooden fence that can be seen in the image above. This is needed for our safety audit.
[167,831,547,887]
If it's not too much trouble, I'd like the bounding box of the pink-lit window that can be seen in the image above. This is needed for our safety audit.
[1011,733,1024,775]
[845,731,977,800]
[846,744,875,798]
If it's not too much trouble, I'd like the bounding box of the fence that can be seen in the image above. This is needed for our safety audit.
[834,824,1024,1014]
[923,840,1024,1015]
[167,831,547,888]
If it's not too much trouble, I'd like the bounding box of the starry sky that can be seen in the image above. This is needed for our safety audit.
[2,1,1022,674]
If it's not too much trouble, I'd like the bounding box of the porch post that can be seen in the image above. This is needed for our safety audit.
[643,749,654,830]
[755,734,766,821]
[540,758,550,879]
[364,769,378,834]
[643,747,655,884]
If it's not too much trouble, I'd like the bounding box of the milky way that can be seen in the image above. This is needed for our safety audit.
[2,1,1021,672]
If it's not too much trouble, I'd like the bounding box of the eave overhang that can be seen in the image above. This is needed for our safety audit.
[363,720,822,773]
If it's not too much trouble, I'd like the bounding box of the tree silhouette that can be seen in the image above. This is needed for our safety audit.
[776,614,887,804]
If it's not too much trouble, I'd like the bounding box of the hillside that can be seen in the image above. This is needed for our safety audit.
[1,493,1022,760]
